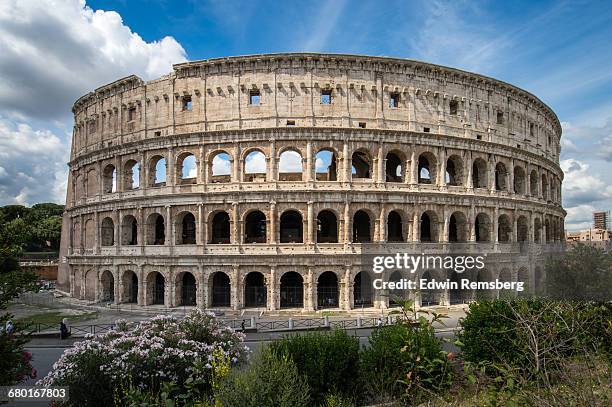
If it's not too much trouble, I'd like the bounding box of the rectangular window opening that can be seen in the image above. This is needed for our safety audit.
[477,134,483,140]
[423,127,430,133]
[154,131,161,137]
[321,89,332,104]
[182,96,192,111]
[389,93,400,108]
[496,111,504,125]
[286,120,295,126]
[529,122,535,137]
[249,90,261,105]
[128,107,136,122]
[358,122,366,129]
[449,100,458,115]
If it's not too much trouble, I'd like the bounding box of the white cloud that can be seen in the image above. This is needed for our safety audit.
[212,154,231,176]
[279,151,303,173]
[244,151,266,174]
[0,118,69,205]
[0,0,187,205]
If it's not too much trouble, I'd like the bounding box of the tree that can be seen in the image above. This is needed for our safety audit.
[546,244,612,301]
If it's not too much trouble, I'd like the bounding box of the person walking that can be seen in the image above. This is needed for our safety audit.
[5,319,14,334]
[60,318,70,339]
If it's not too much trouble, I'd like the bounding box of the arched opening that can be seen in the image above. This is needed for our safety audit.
[101,217,115,246]
[181,272,197,306]
[353,272,373,307]
[387,211,404,242]
[420,211,438,242]
[278,150,303,181]
[245,211,267,243]
[530,170,538,196]
[317,210,338,243]
[541,174,549,200]
[385,151,403,182]
[211,272,231,307]
[280,210,303,243]
[244,272,267,307]
[352,210,371,243]
[513,166,526,194]
[123,160,140,190]
[472,158,488,189]
[534,218,542,243]
[122,271,138,304]
[210,151,231,183]
[498,214,512,243]
[100,270,114,302]
[445,155,463,186]
[149,156,166,187]
[351,150,371,179]
[177,212,196,245]
[517,216,529,242]
[86,169,98,196]
[121,215,138,245]
[475,213,491,242]
[315,149,337,181]
[420,271,440,306]
[495,162,508,191]
[210,211,230,244]
[147,272,165,305]
[449,271,469,304]
[102,164,116,193]
[418,153,436,184]
[317,271,339,308]
[146,213,165,245]
[84,219,94,249]
[244,150,266,182]
[177,153,197,184]
[545,219,551,242]
[388,270,406,307]
[449,212,468,242]
[280,272,303,308]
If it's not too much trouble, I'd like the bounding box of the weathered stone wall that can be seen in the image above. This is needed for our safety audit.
[58,53,565,311]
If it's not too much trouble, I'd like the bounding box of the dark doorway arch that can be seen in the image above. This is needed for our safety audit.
[244,272,267,307]
[387,211,403,242]
[280,210,303,243]
[245,211,267,243]
[317,271,339,308]
[181,273,196,306]
[353,210,371,243]
[211,272,231,307]
[153,272,165,305]
[210,211,230,244]
[317,210,338,243]
[280,272,303,308]
[353,272,373,307]
[180,213,196,244]
[100,270,114,302]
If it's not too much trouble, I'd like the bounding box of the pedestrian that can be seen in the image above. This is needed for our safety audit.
[376,317,383,328]
[241,319,245,331]
[5,319,14,334]
[60,318,70,339]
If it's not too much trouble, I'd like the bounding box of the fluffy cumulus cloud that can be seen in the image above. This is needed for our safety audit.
[0,0,187,205]
[0,118,68,205]
[561,158,612,230]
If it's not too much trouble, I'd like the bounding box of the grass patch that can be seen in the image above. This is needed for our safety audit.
[16,311,98,327]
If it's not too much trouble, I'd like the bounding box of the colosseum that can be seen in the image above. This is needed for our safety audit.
[57,53,565,312]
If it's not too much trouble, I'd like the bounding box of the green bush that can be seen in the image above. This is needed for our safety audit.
[360,321,453,403]
[269,329,360,405]
[216,347,311,407]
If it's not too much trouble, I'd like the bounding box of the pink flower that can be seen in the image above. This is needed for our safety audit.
[22,351,32,361]
[31,368,37,379]
[447,352,454,361]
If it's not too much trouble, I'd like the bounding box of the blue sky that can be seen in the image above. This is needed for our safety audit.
[0,0,611,230]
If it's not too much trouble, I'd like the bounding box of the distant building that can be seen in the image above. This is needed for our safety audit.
[593,211,609,230]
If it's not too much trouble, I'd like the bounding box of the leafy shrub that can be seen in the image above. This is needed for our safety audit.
[216,346,311,407]
[270,329,360,405]
[0,315,36,385]
[39,310,249,406]
[361,302,453,403]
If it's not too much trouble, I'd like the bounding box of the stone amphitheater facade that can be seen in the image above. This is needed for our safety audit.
[57,53,565,312]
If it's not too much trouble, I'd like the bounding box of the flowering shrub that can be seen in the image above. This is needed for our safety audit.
[0,314,36,385]
[39,310,249,406]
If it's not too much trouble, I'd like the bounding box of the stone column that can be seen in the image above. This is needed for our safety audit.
[493,207,499,243]
[466,151,473,190]
[115,209,121,255]
[413,210,420,241]
[267,267,277,311]
[137,207,144,254]
[137,265,145,306]
[232,202,240,244]
[439,147,446,188]
[442,207,449,243]
[268,140,276,182]
[343,141,350,183]
[166,147,175,187]
[342,266,352,311]
[379,204,386,242]
[113,270,120,305]
[231,265,240,311]
[307,201,314,244]
[306,268,315,311]
[489,156,496,193]
[269,201,276,244]
[94,211,100,255]
[469,206,476,242]
[197,265,206,310]
[509,158,515,194]
[410,149,417,186]
[377,142,384,184]
[306,141,313,183]
[197,204,204,245]
[343,202,351,243]
[512,210,518,242]
[198,146,205,185]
